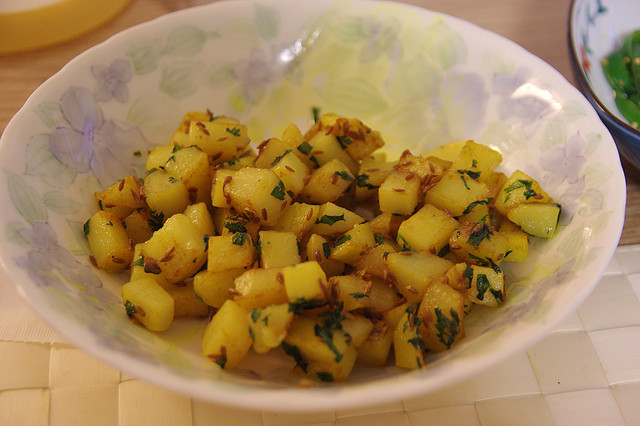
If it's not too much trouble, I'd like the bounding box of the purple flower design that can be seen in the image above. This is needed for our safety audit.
[493,67,555,122]
[14,221,117,304]
[92,59,133,103]
[234,46,286,102]
[48,86,146,188]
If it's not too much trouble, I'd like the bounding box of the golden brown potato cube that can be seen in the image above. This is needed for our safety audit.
[217,154,256,170]
[233,267,289,310]
[283,315,352,365]
[166,281,209,318]
[96,175,144,219]
[396,204,459,255]
[142,168,190,222]
[299,158,354,204]
[329,274,372,312]
[163,145,212,204]
[247,303,294,354]
[457,200,494,226]
[483,171,508,199]
[364,276,403,313]
[304,347,358,382]
[424,140,467,162]
[123,209,154,245]
[168,110,211,147]
[444,263,474,293]
[304,233,345,277]
[183,202,215,236]
[272,202,320,240]
[342,315,374,347]
[330,222,376,266]
[385,251,454,304]
[450,140,503,182]
[354,155,395,201]
[464,265,505,307]
[418,280,465,352]
[354,240,398,279]
[499,218,530,262]
[383,300,413,329]
[188,118,250,164]
[356,320,394,367]
[207,233,255,273]
[130,244,174,290]
[368,212,405,240]
[193,268,245,308]
[393,306,425,369]
[85,211,133,272]
[308,114,385,162]
[311,202,364,236]
[306,131,359,174]
[122,277,175,332]
[378,170,421,216]
[449,221,510,267]
[254,137,292,169]
[140,213,208,283]
[494,170,553,216]
[259,230,300,268]
[393,150,444,182]
[423,168,491,217]
[202,299,252,370]
[146,143,178,171]
[210,169,234,208]
[226,167,292,226]
[282,261,329,310]
[507,202,561,239]
[270,150,311,198]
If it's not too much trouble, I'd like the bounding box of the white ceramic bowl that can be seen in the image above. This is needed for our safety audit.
[569,0,640,168]
[0,0,626,412]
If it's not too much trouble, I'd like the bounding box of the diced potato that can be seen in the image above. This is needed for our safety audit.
[464,265,505,307]
[449,221,510,267]
[95,175,144,219]
[168,110,212,147]
[299,158,355,204]
[304,233,345,277]
[163,145,212,205]
[270,150,311,198]
[247,303,294,354]
[329,274,372,312]
[385,251,454,304]
[271,202,320,240]
[123,209,154,245]
[226,167,292,226]
[341,315,374,347]
[306,131,359,174]
[330,222,376,265]
[499,218,529,262]
[311,202,364,236]
[378,170,421,216]
[354,155,395,201]
[202,299,252,370]
[219,213,259,240]
[423,168,491,217]
[396,204,459,254]
[207,233,255,273]
[193,268,245,308]
[210,169,234,208]
[494,170,553,216]
[259,230,300,268]
[450,140,503,182]
[282,261,329,310]
[140,213,208,283]
[417,279,465,352]
[188,118,250,164]
[218,154,256,170]
[254,137,292,169]
[142,168,190,222]
[353,239,398,279]
[166,281,209,318]
[393,150,445,182]
[233,267,289,310]
[283,315,352,365]
[183,202,215,236]
[122,277,175,332]
[424,140,467,162]
[130,244,173,290]
[85,211,133,272]
[393,306,424,369]
[304,347,358,382]
[507,203,561,239]
[368,211,404,240]
[356,320,393,367]
[146,143,178,171]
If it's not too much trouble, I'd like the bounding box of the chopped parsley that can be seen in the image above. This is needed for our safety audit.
[314,305,346,362]
[147,209,165,232]
[434,307,460,349]
[475,274,504,302]
[462,265,474,288]
[466,223,493,247]
[322,242,331,259]
[297,141,313,156]
[232,232,248,246]
[334,234,351,247]
[334,170,354,181]
[350,292,369,299]
[503,179,537,201]
[457,169,481,180]
[315,214,345,226]
[462,198,493,215]
[337,135,352,149]
[270,180,286,200]
[312,106,321,123]
[374,234,385,244]
[83,219,90,236]
[397,233,411,250]
[281,341,308,372]
[316,372,334,382]
[289,297,326,313]
[125,300,137,317]
[224,220,247,234]
[355,173,376,189]
[271,149,292,166]
[250,308,261,323]
[133,255,145,268]
[226,127,241,137]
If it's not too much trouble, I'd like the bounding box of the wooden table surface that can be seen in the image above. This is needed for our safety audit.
[1,0,639,245]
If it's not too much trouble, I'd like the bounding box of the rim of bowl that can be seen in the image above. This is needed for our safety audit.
[568,0,640,141]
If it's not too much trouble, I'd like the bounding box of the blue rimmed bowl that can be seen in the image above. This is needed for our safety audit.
[569,0,640,168]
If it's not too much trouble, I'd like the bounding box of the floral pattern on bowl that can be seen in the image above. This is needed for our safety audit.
[569,0,640,168]
[0,0,625,412]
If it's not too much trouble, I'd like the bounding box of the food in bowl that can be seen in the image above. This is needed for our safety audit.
[84,110,561,382]
[602,29,640,128]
